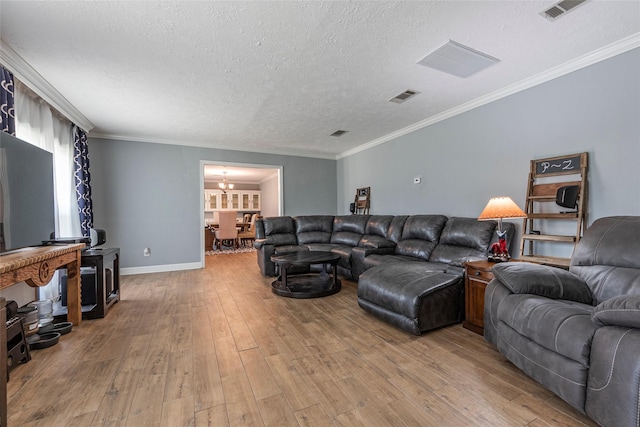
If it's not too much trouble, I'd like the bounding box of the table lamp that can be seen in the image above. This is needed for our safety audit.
[478,196,526,262]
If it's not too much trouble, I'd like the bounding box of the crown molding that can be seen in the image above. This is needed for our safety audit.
[0,40,94,132]
[337,33,640,160]
[89,132,338,160]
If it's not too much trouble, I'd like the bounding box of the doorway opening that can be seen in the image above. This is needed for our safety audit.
[200,161,283,260]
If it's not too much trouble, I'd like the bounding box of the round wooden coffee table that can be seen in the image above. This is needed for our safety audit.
[270,251,342,298]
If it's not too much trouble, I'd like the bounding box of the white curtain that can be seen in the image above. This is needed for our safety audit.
[15,81,81,301]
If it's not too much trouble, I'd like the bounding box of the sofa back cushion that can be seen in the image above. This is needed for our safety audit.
[360,215,396,248]
[570,216,640,304]
[388,215,409,244]
[260,216,298,246]
[430,217,497,266]
[331,215,369,246]
[395,215,448,261]
[295,215,334,244]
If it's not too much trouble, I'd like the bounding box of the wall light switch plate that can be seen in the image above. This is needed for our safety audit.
[413,176,422,184]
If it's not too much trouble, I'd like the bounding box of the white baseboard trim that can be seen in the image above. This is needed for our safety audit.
[121,261,203,276]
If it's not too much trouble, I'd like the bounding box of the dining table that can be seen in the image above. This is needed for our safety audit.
[206,221,251,231]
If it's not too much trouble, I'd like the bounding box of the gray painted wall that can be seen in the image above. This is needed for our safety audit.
[338,48,640,255]
[88,139,337,270]
[260,173,280,217]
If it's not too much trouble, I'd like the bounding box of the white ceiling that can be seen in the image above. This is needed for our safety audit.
[1,1,639,159]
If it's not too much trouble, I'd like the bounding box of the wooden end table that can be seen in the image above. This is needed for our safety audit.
[463,259,497,335]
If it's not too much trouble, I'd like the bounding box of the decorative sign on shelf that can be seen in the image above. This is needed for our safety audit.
[534,153,583,176]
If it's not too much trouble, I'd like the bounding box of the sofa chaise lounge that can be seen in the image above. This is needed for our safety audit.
[255,214,514,335]
[485,216,640,427]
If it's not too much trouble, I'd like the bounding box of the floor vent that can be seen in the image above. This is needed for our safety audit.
[330,130,348,137]
[389,90,419,104]
[540,0,588,21]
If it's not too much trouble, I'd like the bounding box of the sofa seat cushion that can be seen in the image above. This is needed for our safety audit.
[362,255,464,276]
[363,254,417,269]
[358,263,463,335]
[304,243,352,269]
[274,245,309,255]
[497,294,596,365]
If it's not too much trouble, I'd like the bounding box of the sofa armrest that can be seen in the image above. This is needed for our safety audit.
[592,295,640,329]
[254,239,269,249]
[351,246,396,279]
[255,241,276,276]
[358,235,396,249]
[492,262,593,304]
[586,326,640,427]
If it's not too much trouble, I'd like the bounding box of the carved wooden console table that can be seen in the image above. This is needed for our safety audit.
[0,244,84,325]
[1,244,82,426]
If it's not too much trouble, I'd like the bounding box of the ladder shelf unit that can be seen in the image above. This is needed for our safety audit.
[519,152,588,268]
[353,187,371,215]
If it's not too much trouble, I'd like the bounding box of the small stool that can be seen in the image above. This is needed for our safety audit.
[357,263,463,335]
[6,316,31,377]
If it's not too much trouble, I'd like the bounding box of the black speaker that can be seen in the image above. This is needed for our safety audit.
[556,185,579,209]
[349,203,356,214]
[60,268,97,306]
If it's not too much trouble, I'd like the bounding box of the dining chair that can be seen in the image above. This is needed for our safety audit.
[214,210,239,249]
[238,213,258,247]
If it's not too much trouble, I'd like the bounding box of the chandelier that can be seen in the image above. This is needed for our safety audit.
[218,171,234,193]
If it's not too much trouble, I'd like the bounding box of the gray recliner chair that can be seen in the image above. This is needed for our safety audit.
[485,216,640,427]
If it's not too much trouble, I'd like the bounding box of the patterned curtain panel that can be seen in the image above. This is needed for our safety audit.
[73,124,93,236]
[1,65,16,135]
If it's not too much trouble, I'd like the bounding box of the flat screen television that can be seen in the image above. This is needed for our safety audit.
[0,131,55,254]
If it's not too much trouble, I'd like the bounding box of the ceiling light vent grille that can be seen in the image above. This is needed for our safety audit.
[330,130,348,137]
[389,90,419,104]
[540,0,588,21]
[417,41,499,78]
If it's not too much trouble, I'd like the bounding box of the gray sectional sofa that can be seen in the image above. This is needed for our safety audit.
[485,216,640,427]
[255,214,513,335]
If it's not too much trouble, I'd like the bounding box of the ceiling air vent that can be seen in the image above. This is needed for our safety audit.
[540,0,588,21]
[389,90,419,104]
[417,40,499,78]
[330,130,348,137]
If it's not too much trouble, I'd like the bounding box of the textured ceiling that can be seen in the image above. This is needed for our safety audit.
[1,1,639,159]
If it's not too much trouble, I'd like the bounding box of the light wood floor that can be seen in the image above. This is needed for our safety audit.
[7,252,598,426]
